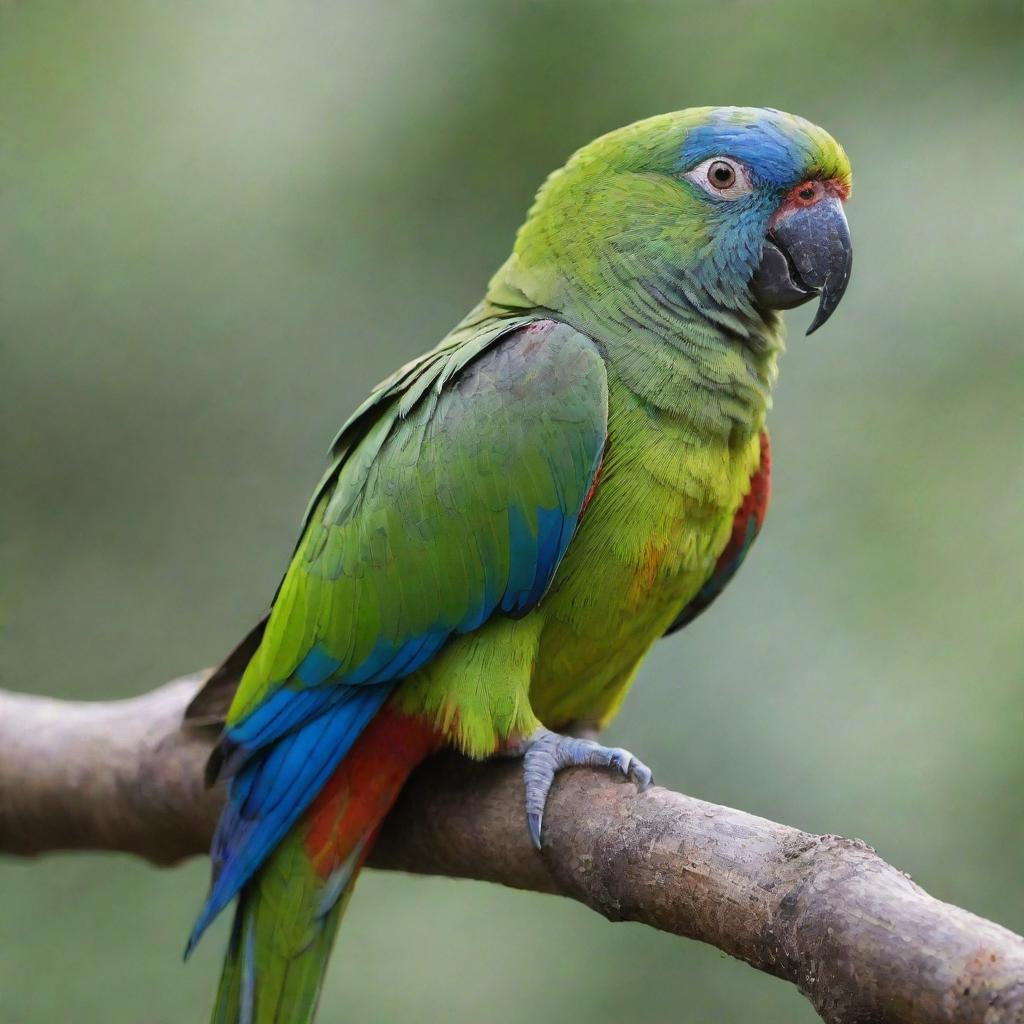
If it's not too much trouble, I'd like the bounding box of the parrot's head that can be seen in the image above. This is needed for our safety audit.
[494,106,852,338]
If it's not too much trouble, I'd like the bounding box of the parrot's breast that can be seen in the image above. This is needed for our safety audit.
[529,383,765,729]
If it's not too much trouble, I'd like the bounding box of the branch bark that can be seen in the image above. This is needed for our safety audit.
[1,676,1022,1024]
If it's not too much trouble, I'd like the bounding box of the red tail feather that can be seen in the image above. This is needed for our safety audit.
[303,707,442,878]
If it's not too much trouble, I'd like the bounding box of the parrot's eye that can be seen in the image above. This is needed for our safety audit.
[708,161,736,189]
[684,157,753,201]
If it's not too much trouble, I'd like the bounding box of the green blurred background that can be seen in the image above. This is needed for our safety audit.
[2,1,1022,1021]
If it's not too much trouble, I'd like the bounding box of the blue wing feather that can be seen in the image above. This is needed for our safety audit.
[187,685,391,954]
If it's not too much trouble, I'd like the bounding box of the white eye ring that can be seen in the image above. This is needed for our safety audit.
[685,157,753,200]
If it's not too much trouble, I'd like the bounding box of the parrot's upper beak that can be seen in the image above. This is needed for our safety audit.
[750,189,852,335]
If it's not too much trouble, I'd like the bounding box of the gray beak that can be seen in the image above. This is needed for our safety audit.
[750,195,852,335]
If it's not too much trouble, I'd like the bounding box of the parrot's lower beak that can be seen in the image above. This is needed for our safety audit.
[750,194,852,335]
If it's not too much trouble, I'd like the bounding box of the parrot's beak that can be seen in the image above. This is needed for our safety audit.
[750,192,852,335]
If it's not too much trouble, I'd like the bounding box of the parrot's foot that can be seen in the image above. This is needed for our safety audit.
[517,728,653,849]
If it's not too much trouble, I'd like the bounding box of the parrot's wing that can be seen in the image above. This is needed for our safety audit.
[225,316,608,738]
[663,430,771,635]
[185,312,537,726]
[189,318,609,943]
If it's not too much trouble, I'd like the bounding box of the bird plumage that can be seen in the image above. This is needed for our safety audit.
[187,105,852,1022]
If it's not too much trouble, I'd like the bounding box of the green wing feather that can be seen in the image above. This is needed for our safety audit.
[222,314,609,737]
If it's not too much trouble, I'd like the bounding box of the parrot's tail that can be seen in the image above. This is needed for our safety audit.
[210,708,440,1024]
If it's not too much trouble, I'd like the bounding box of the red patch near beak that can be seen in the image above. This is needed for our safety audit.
[771,177,849,227]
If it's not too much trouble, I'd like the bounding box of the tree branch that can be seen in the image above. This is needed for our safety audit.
[2,676,1022,1024]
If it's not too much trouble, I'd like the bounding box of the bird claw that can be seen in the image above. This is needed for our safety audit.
[517,728,653,849]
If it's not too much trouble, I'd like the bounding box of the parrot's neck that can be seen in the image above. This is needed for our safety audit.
[481,255,784,444]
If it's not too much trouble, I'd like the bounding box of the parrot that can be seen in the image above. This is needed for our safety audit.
[183,106,852,1023]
